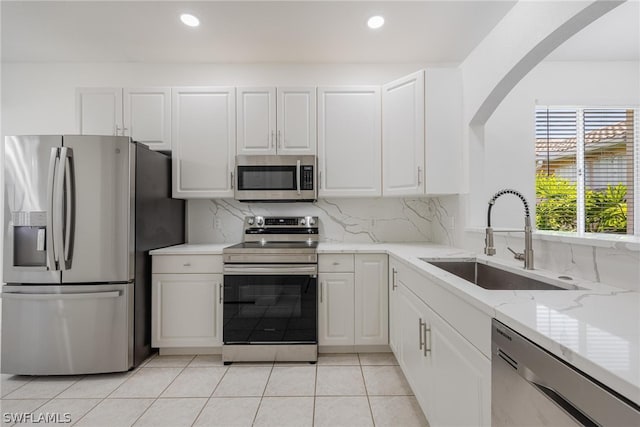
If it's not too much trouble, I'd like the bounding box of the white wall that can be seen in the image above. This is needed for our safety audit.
[432,60,640,291]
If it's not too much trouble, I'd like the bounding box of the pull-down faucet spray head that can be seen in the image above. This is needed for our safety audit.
[485,189,534,270]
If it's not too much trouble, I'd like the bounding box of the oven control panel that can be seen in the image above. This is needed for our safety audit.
[244,216,318,229]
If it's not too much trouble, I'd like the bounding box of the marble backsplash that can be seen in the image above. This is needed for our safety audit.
[186,196,637,291]
[187,198,453,245]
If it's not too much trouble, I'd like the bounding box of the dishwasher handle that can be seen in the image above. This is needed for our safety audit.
[530,381,598,427]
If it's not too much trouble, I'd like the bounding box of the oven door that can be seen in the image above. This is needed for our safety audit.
[223,265,317,344]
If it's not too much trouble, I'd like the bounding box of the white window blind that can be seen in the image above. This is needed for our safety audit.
[535,107,637,235]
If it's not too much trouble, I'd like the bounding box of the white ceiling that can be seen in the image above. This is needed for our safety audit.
[1,1,517,63]
[1,1,637,64]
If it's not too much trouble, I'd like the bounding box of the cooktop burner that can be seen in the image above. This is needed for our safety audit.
[223,216,319,263]
[225,241,318,251]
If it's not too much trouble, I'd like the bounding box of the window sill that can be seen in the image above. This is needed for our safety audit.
[465,228,640,251]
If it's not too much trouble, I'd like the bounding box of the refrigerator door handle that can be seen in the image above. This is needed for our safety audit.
[62,148,76,269]
[53,148,67,270]
[47,147,60,270]
[1,290,121,301]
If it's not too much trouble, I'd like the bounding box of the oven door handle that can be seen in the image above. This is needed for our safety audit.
[224,264,318,275]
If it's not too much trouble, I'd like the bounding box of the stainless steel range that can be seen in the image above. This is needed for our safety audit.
[222,216,318,364]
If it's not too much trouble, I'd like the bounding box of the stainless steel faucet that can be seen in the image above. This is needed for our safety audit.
[484,189,534,270]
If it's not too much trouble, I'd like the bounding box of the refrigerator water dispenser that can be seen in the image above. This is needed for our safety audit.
[12,211,47,267]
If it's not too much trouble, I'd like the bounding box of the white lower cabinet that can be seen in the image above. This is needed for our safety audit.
[318,254,388,347]
[354,254,388,345]
[390,258,491,427]
[318,272,355,346]
[151,255,223,348]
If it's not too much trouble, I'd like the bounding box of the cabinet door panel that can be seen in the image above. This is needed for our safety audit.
[382,71,425,196]
[429,305,490,427]
[152,273,222,347]
[277,87,316,155]
[237,87,276,155]
[318,87,381,197]
[318,273,355,346]
[388,263,401,356]
[397,284,432,418]
[172,87,235,198]
[124,87,171,151]
[76,88,122,136]
[354,254,388,346]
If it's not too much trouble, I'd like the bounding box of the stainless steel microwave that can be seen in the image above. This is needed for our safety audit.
[234,155,317,202]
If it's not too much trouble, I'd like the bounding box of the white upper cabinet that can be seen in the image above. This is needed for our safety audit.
[317,86,382,197]
[76,87,123,136]
[381,68,462,196]
[77,87,172,151]
[172,87,236,198]
[124,87,172,151]
[237,87,316,156]
[237,87,277,155]
[276,87,317,155]
[382,71,425,196]
[424,68,462,194]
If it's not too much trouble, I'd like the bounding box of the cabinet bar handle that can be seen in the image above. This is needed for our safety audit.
[230,171,234,189]
[424,324,431,356]
[271,131,275,148]
[219,283,223,304]
[417,166,423,185]
[419,318,425,350]
[320,281,324,303]
[392,268,398,290]
[277,130,282,148]
[319,171,322,189]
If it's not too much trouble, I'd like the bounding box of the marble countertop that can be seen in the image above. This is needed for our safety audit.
[149,243,230,255]
[150,241,639,405]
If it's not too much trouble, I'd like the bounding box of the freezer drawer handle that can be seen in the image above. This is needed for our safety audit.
[1,291,121,301]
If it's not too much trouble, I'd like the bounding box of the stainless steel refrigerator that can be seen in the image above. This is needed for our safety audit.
[2,135,184,375]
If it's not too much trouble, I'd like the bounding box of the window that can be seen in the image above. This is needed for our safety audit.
[535,107,639,235]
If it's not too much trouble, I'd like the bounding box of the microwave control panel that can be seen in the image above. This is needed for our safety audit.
[301,166,314,190]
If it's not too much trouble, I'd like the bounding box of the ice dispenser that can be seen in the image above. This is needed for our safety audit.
[12,211,47,267]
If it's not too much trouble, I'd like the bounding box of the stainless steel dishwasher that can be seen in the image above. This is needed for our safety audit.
[492,319,640,426]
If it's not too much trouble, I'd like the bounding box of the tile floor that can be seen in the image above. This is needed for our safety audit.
[0,353,429,427]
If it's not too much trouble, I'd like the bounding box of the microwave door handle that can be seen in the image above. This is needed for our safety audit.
[46,147,59,271]
[296,160,301,195]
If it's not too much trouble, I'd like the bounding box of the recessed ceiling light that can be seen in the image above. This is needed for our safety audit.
[367,15,385,30]
[180,13,200,27]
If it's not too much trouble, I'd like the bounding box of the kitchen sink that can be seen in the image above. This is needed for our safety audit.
[421,259,582,291]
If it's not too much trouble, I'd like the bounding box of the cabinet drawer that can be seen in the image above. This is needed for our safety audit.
[319,254,354,272]
[152,255,223,274]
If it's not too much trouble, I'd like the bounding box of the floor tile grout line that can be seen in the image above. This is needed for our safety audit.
[311,362,318,427]
[14,373,90,426]
[0,375,37,399]
[250,363,274,426]
[359,355,377,427]
[190,359,231,427]
[129,355,196,426]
